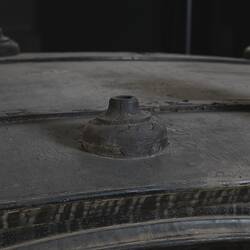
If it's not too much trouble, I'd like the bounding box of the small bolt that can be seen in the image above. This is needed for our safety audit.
[0,28,7,42]
[243,46,250,59]
[0,27,20,56]
[0,28,10,43]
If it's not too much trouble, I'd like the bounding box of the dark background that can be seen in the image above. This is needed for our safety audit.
[0,0,250,57]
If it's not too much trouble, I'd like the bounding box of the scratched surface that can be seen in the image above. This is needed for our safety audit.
[1,185,250,248]
[0,53,250,116]
[1,112,250,204]
[1,53,250,248]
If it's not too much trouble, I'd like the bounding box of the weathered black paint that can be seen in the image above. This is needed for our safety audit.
[1,185,250,248]
[1,52,250,249]
[81,96,168,158]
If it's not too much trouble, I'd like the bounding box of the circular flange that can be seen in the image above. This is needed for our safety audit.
[81,95,168,158]
[0,28,20,57]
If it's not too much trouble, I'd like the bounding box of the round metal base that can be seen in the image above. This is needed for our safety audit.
[81,96,168,158]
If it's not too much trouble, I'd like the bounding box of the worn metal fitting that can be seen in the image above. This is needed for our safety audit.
[0,28,20,57]
[243,46,250,59]
[81,95,168,158]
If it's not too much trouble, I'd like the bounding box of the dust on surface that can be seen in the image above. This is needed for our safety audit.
[104,77,246,101]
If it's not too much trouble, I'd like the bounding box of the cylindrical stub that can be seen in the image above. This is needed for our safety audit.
[81,95,168,158]
[107,96,139,116]
[0,28,20,57]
